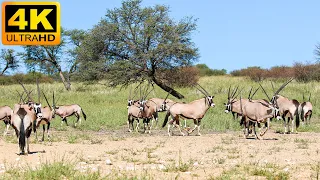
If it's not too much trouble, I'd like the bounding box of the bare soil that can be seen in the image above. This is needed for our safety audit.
[0,127,319,179]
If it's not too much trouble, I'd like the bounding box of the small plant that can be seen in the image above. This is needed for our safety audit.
[311,161,320,180]
[294,138,309,149]
[67,134,78,144]
[216,158,226,165]
[221,136,235,144]
[163,150,193,172]
[90,138,103,144]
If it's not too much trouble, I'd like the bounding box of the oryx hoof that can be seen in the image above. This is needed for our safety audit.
[197,133,202,136]
[181,133,185,136]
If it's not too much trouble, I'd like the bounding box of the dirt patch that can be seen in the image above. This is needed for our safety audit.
[0,128,319,179]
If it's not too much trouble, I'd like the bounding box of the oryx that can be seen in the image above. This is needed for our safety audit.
[32,91,56,142]
[299,92,313,125]
[268,78,300,134]
[52,92,87,127]
[11,82,43,155]
[136,85,159,133]
[0,105,13,136]
[162,84,215,136]
[239,87,280,140]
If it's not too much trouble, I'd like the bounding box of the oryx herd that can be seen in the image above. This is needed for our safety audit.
[0,78,314,155]
[127,78,313,140]
[0,80,87,155]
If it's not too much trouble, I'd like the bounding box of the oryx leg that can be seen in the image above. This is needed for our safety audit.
[167,115,176,136]
[3,119,10,136]
[61,117,69,126]
[197,120,201,136]
[75,113,80,127]
[188,119,201,136]
[41,124,45,142]
[173,118,185,136]
[127,115,132,132]
[47,122,51,140]
[143,118,151,134]
[283,116,287,134]
[135,119,140,132]
[151,112,158,130]
[260,118,270,137]
[253,122,260,140]
[232,112,235,120]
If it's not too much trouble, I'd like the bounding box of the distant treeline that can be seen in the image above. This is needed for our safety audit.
[1,62,319,86]
[0,64,226,86]
[230,62,320,82]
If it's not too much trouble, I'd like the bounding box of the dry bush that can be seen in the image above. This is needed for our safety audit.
[293,62,320,82]
[156,66,199,87]
[230,66,267,82]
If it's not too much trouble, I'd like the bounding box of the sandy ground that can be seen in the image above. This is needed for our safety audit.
[0,127,319,179]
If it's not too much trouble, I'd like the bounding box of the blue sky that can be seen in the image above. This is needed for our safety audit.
[1,0,320,73]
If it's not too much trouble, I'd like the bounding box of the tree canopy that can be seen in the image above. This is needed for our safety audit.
[77,0,199,98]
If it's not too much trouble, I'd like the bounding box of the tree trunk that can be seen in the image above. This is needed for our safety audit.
[59,71,71,91]
[152,77,184,99]
[1,63,8,75]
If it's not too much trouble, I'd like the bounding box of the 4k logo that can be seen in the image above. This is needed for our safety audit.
[2,2,60,45]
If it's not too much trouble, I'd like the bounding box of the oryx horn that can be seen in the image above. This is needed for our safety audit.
[195,85,207,97]
[42,92,52,110]
[227,85,231,100]
[273,78,294,96]
[53,91,55,107]
[164,90,172,101]
[19,81,33,102]
[259,83,271,101]
[250,87,260,100]
[196,83,209,96]
[232,86,239,98]
[270,81,275,92]
[248,87,253,99]
[16,90,24,104]
[309,92,311,102]
[36,78,40,103]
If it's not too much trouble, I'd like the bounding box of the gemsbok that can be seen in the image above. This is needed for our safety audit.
[11,82,43,155]
[0,105,13,136]
[32,91,56,141]
[239,88,280,140]
[162,84,215,136]
[299,92,313,125]
[52,92,87,127]
[268,78,300,134]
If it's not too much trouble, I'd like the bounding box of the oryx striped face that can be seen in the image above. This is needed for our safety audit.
[224,102,231,113]
[127,100,133,108]
[33,103,43,119]
[139,100,147,111]
[160,102,167,111]
[271,96,277,104]
[207,96,215,107]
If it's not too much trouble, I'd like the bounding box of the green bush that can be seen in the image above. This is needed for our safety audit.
[0,72,54,85]
[195,64,226,76]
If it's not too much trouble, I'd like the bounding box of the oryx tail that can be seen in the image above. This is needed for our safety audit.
[294,100,300,128]
[81,108,87,120]
[17,108,26,153]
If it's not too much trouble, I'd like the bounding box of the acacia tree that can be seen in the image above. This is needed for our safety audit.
[20,28,86,90]
[0,49,19,75]
[77,0,199,98]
